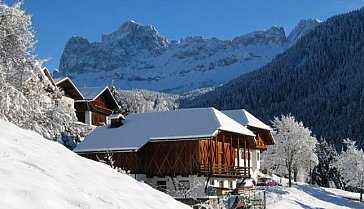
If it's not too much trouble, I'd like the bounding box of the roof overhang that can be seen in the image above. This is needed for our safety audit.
[55,77,84,99]
[75,147,138,153]
[247,125,275,145]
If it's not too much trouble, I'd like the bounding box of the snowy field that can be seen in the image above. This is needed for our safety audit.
[263,183,364,209]
[0,119,190,209]
[1,118,364,209]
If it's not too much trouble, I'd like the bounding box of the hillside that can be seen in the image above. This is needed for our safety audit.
[265,183,363,209]
[54,20,319,94]
[182,8,364,149]
[0,119,190,209]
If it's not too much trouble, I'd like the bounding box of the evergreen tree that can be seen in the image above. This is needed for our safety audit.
[183,8,364,150]
[312,138,342,188]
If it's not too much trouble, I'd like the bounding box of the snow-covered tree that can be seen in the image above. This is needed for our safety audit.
[0,1,90,141]
[172,177,204,199]
[115,88,179,114]
[331,139,364,194]
[96,152,128,173]
[262,115,318,187]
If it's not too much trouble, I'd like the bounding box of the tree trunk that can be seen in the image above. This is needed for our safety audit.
[360,189,363,202]
[288,164,292,187]
[293,167,298,182]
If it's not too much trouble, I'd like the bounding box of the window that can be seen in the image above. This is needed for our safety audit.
[156,181,167,192]
[229,181,234,189]
[219,181,224,188]
[257,152,260,161]
[241,150,248,159]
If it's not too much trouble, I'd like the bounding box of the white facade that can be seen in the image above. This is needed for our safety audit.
[85,111,92,125]
[251,149,261,180]
[234,148,261,181]
[133,175,239,198]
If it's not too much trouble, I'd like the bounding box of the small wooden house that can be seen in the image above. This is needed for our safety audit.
[74,107,273,197]
[76,86,119,126]
[54,77,119,126]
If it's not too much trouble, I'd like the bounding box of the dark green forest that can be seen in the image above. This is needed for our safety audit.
[182,8,364,149]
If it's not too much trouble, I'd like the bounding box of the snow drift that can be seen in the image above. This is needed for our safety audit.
[266,183,363,209]
[0,119,190,209]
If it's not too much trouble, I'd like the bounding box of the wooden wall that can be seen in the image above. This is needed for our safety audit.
[80,152,138,173]
[92,97,107,109]
[92,111,107,126]
[78,131,253,178]
[199,132,251,178]
[137,140,201,177]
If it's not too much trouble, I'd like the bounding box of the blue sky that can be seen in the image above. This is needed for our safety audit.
[3,0,364,72]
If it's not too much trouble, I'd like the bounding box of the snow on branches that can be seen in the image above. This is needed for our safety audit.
[0,2,90,141]
[262,114,318,187]
[331,139,364,190]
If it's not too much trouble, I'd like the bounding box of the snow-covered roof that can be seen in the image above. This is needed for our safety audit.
[53,77,66,83]
[77,86,108,100]
[54,77,84,99]
[222,109,272,130]
[108,113,125,120]
[74,107,255,152]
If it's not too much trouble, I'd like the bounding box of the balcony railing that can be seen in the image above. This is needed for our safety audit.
[199,164,250,178]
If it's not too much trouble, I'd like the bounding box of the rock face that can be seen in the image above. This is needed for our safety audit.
[56,19,320,94]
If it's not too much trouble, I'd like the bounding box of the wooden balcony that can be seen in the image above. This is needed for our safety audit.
[199,164,251,178]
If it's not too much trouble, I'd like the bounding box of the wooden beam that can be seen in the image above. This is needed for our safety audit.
[248,146,251,176]
[244,140,247,176]
[214,135,218,169]
[230,136,233,167]
[237,136,240,168]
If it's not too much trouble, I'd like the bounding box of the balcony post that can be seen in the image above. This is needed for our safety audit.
[244,139,247,176]
[237,136,240,170]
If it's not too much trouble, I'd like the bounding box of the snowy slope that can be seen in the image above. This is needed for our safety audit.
[265,183,363,209]
[55,20,320,94]
[0,119,190,209]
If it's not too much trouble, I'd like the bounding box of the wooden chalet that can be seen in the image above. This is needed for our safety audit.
[54,77,83,100]
[55,77,119,126]
[74,108,267,196]
[76,86,119,126]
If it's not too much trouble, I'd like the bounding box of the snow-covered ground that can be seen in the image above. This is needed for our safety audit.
[2,118,363,209]
[264,183,364,209]
[0,119,190,209]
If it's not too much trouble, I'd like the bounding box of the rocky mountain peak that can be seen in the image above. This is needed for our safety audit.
[233,26,287,46]
[101,20,169,49]
[63,36,90,53]
[287,19,322,43]
[57,19,319,93]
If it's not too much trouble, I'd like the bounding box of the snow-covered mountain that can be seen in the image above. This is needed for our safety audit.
[0,119,190,209]
[56,19,320,94]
